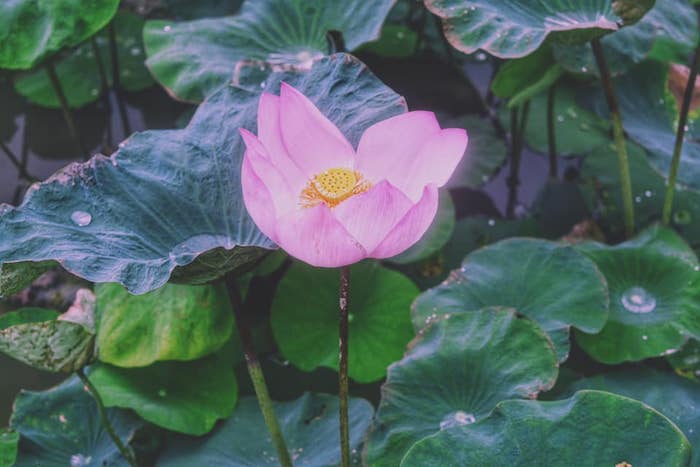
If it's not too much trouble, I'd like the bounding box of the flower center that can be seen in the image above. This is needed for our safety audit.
[300,168,371,208]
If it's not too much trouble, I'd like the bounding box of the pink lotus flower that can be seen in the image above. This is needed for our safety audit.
[240,83,468,268]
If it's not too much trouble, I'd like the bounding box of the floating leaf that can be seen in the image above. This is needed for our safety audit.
[402,390,691,466]
[552,0,699,76]
[0,0,119,70]
[0,289,96,373]
[271,261,418,383]
[14,11,154,109]
[0,54,405,294]
[446,116,508,189]
[412,238,609,360]
[389,191,455,265]
[575,225,700,363]
[96,283,233,367]
[565,368,700,466]
[11,376,142,466]
[424,0,651,59]
[157,393,373,466]
[0,430,18,467]
[364,309,558,466]
[89,353,237,435]
[143,0,395,101]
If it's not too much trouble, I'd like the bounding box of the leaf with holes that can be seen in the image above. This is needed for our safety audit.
[0,54,406,295]
[364,309,558,466]
[143,0,395,102]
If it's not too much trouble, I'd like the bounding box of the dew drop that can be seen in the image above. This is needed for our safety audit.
[158,389,167,397]
[475,52,487,61]
[70,454,93,467]
[556,115,565,123]
[694,266,699,272]
[621,286,656,314]
[487,219,496,226]
[71,211,92,227]
[644,190,653,198]
[580,66,588,73]
[566,107,578,119]
[579,122,591,131]
[348,313,355,323]
[130,47,141,56]
[90,88,98,96]
[396,31,405,39]
[634,196,642,203]
[163,25,172,32]
[440,411,476,430]
[642,335,649,340]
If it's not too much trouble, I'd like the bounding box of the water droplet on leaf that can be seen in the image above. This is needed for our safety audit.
[71,211,92,227]
[440,411,476,430]
[621,286,656,314]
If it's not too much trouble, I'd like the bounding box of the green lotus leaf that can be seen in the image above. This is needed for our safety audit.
[565,367,700,466]
[446,115,508,189]
[357,24,420,59]
[587,60,700,191]
[0,54,405,294]
[574,224,700,363]
[412,237,609,360]
[0,0,119,70]
[389,191,455,264]
[0,289,96,373]
[518,80,611,157]
[143,0,394,102]
[552,0,698,77]
[96,282,233,367]
[364,308,558,466]
[401,390,691,466]
[271,261,418,383]
[424,0,652,59]
[581,141,700,249]
[10,375,142,466]
[0,430,18,467]
[14,11,154,109]
[88,352,237,435]
[157,393,373,466]
[491,45,563,108]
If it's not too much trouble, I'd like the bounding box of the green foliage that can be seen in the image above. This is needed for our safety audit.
[365,309,558,466]
[413,237,610,360]
[95,283,233,367]
[0,430,18,467]
[157,393,373,466]
[143,0,395,101]
[575,225,700,363]
[271,261,418,383]
[402,390,691,466]
[0,0,119,69]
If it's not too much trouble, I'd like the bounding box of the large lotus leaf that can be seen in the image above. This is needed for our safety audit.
[402,390,691,466]
[271,261,418,383]
[423,0,653,59]
[553,0,697,77]
[412,238,609,360]
[157,393,373,466]
[96,282,233,367]
[446,115,508,189]
[0,289,96,373]
[389,191,455,265]
[10,375,143,467]
[0,0,119,70]
[0,430,18,466]
[565,368,700,466]
[581,141,700,250]
[14,11,154,109]
[89,353,237,435]
[574,225,700,363]
[516,80,611,157]
[587,60,700,191]
[0,54,406,295]
[143,0,395,102]
[364,309,558,466]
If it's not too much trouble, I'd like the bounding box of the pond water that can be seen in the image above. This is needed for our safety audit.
[0,55,555,425]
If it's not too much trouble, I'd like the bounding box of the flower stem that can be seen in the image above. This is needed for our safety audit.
[45,61,88,160]
[338,265,351,467]
[0,141,37,182]
[75,368,137,467]
[663,43,700,225]
[547,83,558,179]
[108,22,132,137]
[224,274,292,467]
[90,36,113,150]
[506,101,530,218]
[591,38,635,237]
